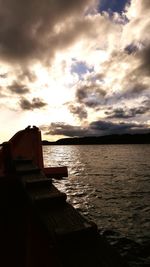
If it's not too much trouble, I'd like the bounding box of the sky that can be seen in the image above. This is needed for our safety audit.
[0,0,150,142]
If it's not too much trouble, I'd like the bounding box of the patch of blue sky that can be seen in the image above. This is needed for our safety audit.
[71,62,94,79]
[98,0,130,14]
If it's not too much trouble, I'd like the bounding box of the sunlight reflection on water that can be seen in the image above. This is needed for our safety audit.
[43,145,150,238]
[43,144,150,266]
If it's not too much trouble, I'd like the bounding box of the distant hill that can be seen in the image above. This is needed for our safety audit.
[42,133,150,145]
[42,140,56,145]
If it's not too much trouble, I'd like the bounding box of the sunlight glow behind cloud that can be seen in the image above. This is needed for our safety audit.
[0,0,150,141]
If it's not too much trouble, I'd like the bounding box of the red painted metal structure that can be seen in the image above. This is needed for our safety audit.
[0,126,68,178]
[0,126,128,267]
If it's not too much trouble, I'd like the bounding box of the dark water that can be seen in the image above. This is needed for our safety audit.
[43,144,150,267]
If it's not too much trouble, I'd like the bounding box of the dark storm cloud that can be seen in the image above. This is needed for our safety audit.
[96,46,150,104]
[124,43,139,55]
[0,0,96,63]
[89,120,147,135]
[142,98,150,107]
[105,104,150,119]
[140,0,150,11]
[43,122,88,137]
[120,82,149,100]
[128,83,148,95]
[41,119,149,138]
[76,87,87,102]
[67,103,88,120]
[124,44,150,80]
[75,77,149,109]
[8,81,30,94]
[124,1,150,77]
[20,97,47,110]
[76,84,107,108]
[105,107,133,118]
[136,44,150,76]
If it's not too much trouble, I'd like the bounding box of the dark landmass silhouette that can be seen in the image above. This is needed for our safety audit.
[42,133,150,145]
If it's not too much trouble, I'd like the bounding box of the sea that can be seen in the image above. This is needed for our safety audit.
[43,144,150,267]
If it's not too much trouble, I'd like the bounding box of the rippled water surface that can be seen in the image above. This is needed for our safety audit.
[43,145,150,267]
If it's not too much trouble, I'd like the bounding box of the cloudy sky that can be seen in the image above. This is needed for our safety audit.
[0,0,150,142]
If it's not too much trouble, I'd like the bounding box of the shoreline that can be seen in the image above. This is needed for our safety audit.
[42,132,150,145]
